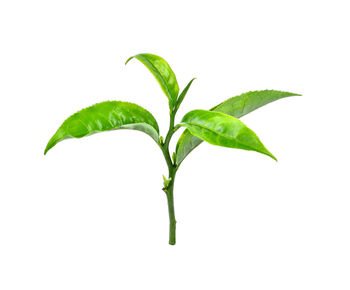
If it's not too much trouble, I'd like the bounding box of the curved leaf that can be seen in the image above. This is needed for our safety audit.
[44,101,160,155]
[126,53,179,109]
[175,90,299,164]
[179,110,276,160]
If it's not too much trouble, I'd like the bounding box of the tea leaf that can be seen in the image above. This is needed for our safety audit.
[126,53,179,109]
[44,101,160,154]
[175,90,299,164]
[176,78,195,111]
[180,110,276,160]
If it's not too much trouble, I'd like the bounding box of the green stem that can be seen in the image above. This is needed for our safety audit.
[160,109,179,245]
[165,173,176,245]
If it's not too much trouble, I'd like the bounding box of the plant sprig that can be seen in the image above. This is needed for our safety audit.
[45,53,300,245]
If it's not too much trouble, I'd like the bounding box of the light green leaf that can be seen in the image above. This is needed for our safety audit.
[175,90,299,164]
[176,78,196,111]
[163,175,172,188]
[44,101,160,155]
[126,53,179,109]
[179,110,276,160]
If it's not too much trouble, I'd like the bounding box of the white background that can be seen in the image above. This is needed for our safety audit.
[1,0,349,289]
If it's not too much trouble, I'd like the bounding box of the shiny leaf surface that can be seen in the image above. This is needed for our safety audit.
[180,110,276,160]
[126,53,179,109]
[175,90,299,164]
[44,101,160,154]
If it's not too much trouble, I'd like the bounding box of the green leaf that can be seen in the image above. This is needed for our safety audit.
[176,78,196,111]
[44,101,160,155]
[126,53,179,109]
[211,90,301,117]
[175,90,299,164]
[179,110,276,160]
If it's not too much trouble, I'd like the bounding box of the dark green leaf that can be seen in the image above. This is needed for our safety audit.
[179,110,276,160]
[126,53,179,109]
[175,90,299,164]
[44,101,160,155]
[176,78,196,111]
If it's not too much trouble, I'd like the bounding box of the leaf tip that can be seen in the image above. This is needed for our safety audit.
[271,154,278,162]
[287,91,302,97]
[44,132,61,155]
[259,142,277,162]
[44,142,52,155]
[261,146,277,161]
[265,150,278,161]
[125,56,134,65]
